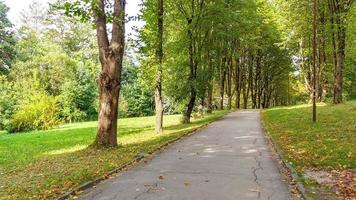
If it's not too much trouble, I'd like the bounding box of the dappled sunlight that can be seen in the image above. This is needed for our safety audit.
[119,131,160,146]
[243,149,258,153]
[203,146,235,154]
[43,145,88,156]
[268,103,328,111]
[117,114,225,146]
[59,121,97,129]
[204,147,218,153]
[234,136,254,139]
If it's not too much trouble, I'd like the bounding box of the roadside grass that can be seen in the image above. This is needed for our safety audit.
[0,111,228,200]
[262,101,356,171]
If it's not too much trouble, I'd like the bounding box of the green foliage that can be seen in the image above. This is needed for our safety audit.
[0,0,16,74]
[8,93,61,133]
[120,58,155,117]
[344,4,356,99]
[59,67,98,122]
[0,1,102,132]
[0,75,16,129]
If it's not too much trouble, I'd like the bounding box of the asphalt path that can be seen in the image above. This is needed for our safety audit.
[79,110,292,200]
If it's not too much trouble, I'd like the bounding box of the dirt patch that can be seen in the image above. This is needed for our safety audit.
[304,169,356,200]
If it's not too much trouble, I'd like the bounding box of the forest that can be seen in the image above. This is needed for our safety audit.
[0,0,355,199]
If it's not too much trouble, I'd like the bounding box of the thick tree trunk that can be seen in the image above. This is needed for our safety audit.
[94,0,125,147]
[155,0,164,133]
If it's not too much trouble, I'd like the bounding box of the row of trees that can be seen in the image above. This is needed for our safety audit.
[275,0,355,103]
[0,0,354,147]
[140,0,299,131]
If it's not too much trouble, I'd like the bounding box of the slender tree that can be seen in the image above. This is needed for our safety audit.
[312,0,317,122]
[155,0,164,133]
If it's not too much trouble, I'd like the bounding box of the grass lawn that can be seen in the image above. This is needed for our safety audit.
[262,101,356,198]
[0,111,228,200]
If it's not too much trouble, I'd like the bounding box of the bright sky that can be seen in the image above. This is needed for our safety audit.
[3,0,144,35]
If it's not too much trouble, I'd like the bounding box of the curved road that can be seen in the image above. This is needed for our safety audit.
[79,110,293,200]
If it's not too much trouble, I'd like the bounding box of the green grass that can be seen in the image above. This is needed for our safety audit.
[0,111,228,200]
[262,101,356,171]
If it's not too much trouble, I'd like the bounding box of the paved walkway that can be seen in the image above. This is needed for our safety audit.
[79,110,292,200]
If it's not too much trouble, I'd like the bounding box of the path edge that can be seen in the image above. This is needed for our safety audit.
[55,111,231,200]
[259,110,311,200]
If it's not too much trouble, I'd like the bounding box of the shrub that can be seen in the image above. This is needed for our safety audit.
[0,76,17,130]
[8,94,61,133]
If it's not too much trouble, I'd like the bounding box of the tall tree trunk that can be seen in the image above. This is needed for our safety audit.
[207,86,213,113]
[242,57,248,109]
[312,0,317,122]
[235,56,241,109]
[183,18,197,124]
[318,8,327,102]
[155,0,164,133]
[333,11,346,104]
[331,0,353,104]
[226,57,233,110]
[219,57,227,110]
[94,0,125,147]
[206,51,213,114]
[254,53,261,108]
[248,54,254,109]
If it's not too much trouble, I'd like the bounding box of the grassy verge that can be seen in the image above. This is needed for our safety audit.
[262,101,356,199]
[0,111,228,200]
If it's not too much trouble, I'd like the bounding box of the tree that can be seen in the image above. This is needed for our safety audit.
[0,0,16,74]
[312,0,318,122]
[329,0,354,104]
[93,0,126,147]
[57,0,126,147]
[155,0,164,133]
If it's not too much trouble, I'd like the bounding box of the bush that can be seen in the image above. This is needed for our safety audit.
[8,94,61,133]
[0,76,17,130]
[59,67,98,123]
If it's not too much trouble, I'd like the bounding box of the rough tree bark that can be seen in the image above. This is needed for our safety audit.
[155,0,164,133]
[94,0,125,147]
